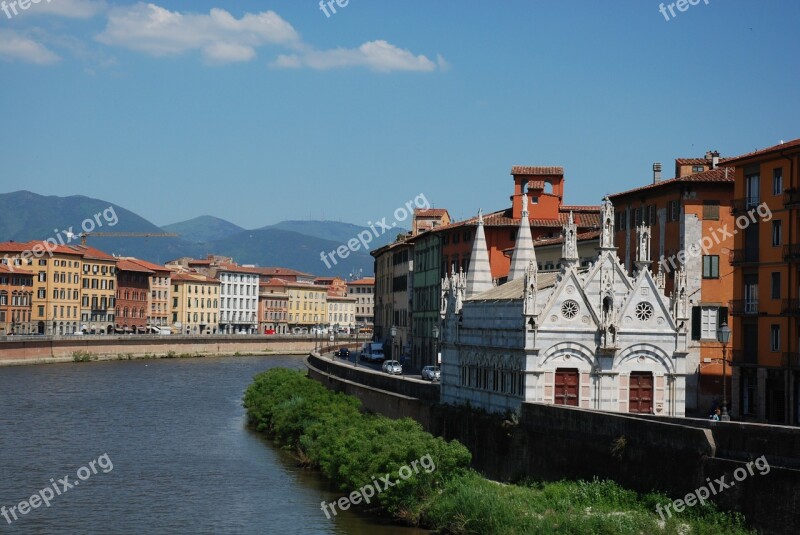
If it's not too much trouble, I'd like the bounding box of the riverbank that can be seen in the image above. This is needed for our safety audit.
[0,335,360,367]
[244,368,753,534]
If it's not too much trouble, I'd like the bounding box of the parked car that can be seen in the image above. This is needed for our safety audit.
[381,360,402,375]
[421,366,441,381]
[335,347,350,359]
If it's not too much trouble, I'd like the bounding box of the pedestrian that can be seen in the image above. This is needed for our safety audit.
[710,407,721,421]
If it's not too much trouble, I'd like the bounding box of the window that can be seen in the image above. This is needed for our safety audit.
[702,201,720,220]
[700,307,718,340]
[770,324,780,352]
[669,200,679,222]
[773,168,783,196]
[746,173,760,207]
[771,272,781,300]
[772,220,782,246]
[692,165,704,173]
[702,256,719,279]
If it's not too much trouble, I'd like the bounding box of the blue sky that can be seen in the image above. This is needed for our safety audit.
[1,0,799,229]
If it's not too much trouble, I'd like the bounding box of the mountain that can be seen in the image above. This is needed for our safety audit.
[162,216,244,243]
[262,220,406,250]
[0,191,375,277]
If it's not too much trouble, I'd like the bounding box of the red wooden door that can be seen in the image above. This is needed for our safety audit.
[554,369,579,406]
[629,372,654,413]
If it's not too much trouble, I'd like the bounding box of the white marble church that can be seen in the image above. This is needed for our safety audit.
[440,196,689,416]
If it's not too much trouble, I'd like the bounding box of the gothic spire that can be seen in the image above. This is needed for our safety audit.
[509,193,536,281]
[465,209,494,297]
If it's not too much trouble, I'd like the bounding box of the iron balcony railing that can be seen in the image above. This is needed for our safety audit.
[785,188,800,207]
[729,299,759,315]
[782,299,800,315]
[729,248,760,265]
[731,197,761,214]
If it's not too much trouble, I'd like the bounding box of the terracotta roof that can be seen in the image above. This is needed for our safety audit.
[531,229,601,248]
[253,267,314,277]
[0,240,84,256]
[427,208,601,232]
[215,264,263,275]
[61,245,117,261]
[609,167,735,199]
[122,258,171,273]
[511,166,564,176]
[722,138,800,165]
[172,272,218,283]
[263,278,288,287]
[674,158,729,166]
[348,277,375,286]
[527,181,546,190]
[415,208,449,217]
[560,205,601,213]
[116,259,155,274]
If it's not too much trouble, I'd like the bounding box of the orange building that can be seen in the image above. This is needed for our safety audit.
[412,208,451,236]
[609,163,735,413]
[726,138,800,425]
[259,279,289,334]
[0,264,34,335]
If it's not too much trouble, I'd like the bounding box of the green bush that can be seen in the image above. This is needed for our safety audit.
[243,368,754,533]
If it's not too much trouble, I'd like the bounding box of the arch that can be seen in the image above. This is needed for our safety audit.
[540,341,596,369]
[613,343,675,374]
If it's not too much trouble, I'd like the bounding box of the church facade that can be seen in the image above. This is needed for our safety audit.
[440,196,689,416]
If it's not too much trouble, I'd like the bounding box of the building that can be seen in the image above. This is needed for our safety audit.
[0,241,84,335]
[372,239,414,363]
[412,208,450,236]
[326,289,357,330]
[258,279,289,334]
[254,267,315,283]
[75,245,118,334]
[286,281,328,332]
[726,138,800,425]
[167,256,259,334]
[170,272,220,335]
[0,264,34,335]
[122,258,172,332]
[409,166,600,367]
[115,259,152,333]
[347,277,375,328]
[315,276,348,296]
[609,162,736,413]
[440,198,688,416]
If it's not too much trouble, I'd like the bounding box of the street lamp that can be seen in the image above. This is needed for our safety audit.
[717,321,731,421]
[432,324,440,368]
[354,324,360,367]
[390,325,397,361]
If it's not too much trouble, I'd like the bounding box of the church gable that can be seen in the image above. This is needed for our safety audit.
[537,268,599,330]
[581,251,633,319]
[616,268,676,332]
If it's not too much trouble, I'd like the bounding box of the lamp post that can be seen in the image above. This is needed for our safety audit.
[717,321,731,421]
[432,324,440,369]
[390,325,397,362]
[354,324,360,367]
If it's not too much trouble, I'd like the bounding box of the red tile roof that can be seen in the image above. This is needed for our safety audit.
[116,259,155,274]
[348,277,375,286]
[609,167,734,199]
[122,258,171,273]
[252,267,314,277]
[172,272,218,283]
[415,208,449,217]
[511,166,564,175]
[675,157,730,166]
[722,138,800,165]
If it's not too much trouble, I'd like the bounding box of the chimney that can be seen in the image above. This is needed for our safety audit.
[711,151,720,169]
[653,162,662,183]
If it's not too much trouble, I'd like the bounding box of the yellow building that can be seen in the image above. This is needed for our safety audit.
[326,291,357,329]
[286,282,327,332]
[171,272,220,335]
[0,241,84,335]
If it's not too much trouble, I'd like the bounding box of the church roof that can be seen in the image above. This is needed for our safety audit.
[465,271,560,301]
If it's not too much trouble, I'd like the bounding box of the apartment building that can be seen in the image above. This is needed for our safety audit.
[171,272,220,335]
[326,289,357,331]
[115,259,152,333]
[76,245,118,334]
[610,162,735,412]
[0,264,34,335]
[371,240,413,362]
[727,138,800,425]
[122,258,172,331]
[347,277,375,328]
[258,279,289,334]
[286,282,328,332]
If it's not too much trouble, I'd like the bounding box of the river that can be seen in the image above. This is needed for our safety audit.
[0,355,428,534]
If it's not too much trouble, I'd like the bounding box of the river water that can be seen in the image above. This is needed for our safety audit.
[0,356,427,534]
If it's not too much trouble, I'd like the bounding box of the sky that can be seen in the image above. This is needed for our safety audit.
[1,0,799,229]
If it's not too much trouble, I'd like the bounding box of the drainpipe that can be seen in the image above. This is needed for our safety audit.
[781,149,797,424]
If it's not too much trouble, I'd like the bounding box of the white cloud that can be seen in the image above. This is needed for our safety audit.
[96,3,300,64]
[273,40,439,72]
[0,29,59,64]
[25,0,107,19]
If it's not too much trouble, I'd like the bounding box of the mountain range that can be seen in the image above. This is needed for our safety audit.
[0,191,403,277]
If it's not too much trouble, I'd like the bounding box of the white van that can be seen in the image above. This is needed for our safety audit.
[360,342,385,363]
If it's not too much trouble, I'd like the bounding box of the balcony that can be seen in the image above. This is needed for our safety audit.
[731,349,758,365]
[729,299,759,315]
[729,248,760,266]
[731,197,761,214]
[782,299,800,315]
[785,188,800,208]
[784,244,800,261]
